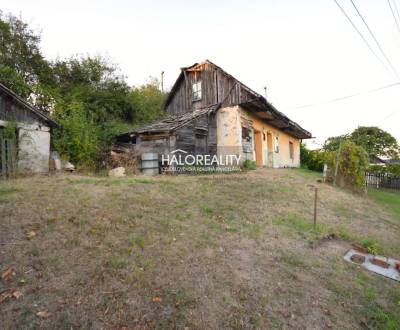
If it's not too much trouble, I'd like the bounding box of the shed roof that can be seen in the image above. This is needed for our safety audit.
[118,104,220,138]
[0,83,58,127]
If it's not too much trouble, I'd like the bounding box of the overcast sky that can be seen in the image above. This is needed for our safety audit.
[3,0,400,147]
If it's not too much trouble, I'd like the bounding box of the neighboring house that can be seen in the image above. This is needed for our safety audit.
[0,83,58,173]
[369,155,387,166]
[116,60,311,168]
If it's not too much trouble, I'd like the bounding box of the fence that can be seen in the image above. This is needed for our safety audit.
[365,172,400,191]
[0,139,17,179]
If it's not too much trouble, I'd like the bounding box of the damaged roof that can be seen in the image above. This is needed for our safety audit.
[165,60,311,139]
[118,104,220,137]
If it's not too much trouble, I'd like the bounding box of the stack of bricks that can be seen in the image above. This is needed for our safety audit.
[371,256,390,269]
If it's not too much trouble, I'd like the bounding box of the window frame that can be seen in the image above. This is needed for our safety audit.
[192,81,202,101]
[274,136,279,153]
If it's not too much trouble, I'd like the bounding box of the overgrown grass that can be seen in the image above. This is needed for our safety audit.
[273,214,326,235]
[294,167,322,179]
[368,188,400,221]
[364,304,400,330]
[66,177,156,186]
[0,186,19,200]
[1,170,399,329]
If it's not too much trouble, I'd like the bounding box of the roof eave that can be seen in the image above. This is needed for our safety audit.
[0,83,59,128]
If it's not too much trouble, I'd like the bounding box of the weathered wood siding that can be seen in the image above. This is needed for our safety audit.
[173,113,216,156]
[0,89,43,125]
[166,62,256,116]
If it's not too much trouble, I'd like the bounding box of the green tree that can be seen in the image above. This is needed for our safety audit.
[323,134,350,151]
[0,12,167,169]
[350,126,399,159]
[0,11,54,112]
[323,127,399,160]
[129,77,166,124]
[52,101,100,168]
[50,56,134,122]
[50,56,136,167]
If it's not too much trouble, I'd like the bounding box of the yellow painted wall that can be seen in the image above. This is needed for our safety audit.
[216,105,301,167]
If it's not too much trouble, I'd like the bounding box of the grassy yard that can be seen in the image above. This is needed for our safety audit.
[368,188,400,222]
[1,169,399,329]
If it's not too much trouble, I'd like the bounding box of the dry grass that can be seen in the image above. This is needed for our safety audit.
[0,169,399,329]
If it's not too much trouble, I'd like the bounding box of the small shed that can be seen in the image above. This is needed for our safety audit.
[0,83,58,173]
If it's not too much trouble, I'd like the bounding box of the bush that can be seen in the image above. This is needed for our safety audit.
[325,140,369,191]
[300,144,325,172]
[53,101,101,169]
[243,159,256,170]
[360,237,380,255]
[0,120,18,142]
[368,164,400,176]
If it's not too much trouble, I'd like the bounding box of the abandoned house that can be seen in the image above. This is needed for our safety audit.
[0,83,58,173]
[116,60,312,169]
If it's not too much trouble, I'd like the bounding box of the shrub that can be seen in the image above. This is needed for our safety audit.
[0,120,18,142]
[360,237,380,255]
[300,144,326,172]
[368,164,400,176]
[325,140,369,191]
[53,101,101,169]
[243,159,256,170]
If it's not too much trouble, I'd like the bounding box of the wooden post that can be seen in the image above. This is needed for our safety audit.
[333,139,343,186]
[1,139,6,179]
[161,71,164,93]
[313,187,318,230]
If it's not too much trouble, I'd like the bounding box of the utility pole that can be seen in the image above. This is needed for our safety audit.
[263,86,267,99]
[333,139,343,187]
[161,71,164,93]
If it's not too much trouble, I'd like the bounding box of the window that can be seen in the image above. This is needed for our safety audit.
[289,141,294,160]
[274,136,279,153]
[242,127,252,141]
[242,127,253,153]
[192,81,202,101]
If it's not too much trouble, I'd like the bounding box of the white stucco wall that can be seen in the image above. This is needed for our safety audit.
[18,124,50,173]
[216,105,244,162]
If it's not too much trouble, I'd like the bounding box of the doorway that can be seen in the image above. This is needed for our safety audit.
[254,130,263,166]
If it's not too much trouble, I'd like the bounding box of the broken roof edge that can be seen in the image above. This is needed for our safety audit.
[0,83,59,128]
[163,60,311,139]
[117,103,221,137]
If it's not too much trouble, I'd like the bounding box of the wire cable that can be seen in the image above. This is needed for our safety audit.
[393,0,400,24]
[285,81,400,110]
[333,0,394,77]
[350,0,400,79]
[388,0,400,33]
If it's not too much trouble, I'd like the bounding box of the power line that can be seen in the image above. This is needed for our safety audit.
[285,81,400,110]
[393,0,400,24]
[350,0,400,80]
[333,0,394,77]
[388,0,400,34]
